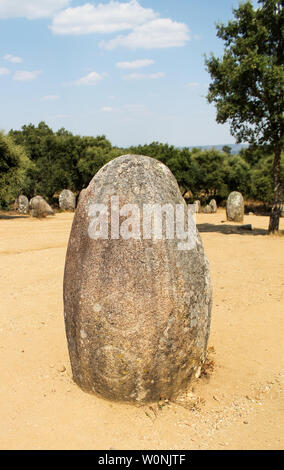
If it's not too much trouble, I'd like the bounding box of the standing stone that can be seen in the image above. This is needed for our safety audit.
[194,200,201,214]
[226,191,244,222]
[203,205,213,214]
[209,199,217,213]
[29,196,54,218]
[59,189,76,211]
[64,154,212,403]
[16,195,29,214]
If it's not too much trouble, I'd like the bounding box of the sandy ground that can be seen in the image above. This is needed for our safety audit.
[0,209,283,450]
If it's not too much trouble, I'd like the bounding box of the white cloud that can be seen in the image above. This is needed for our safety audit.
[70,71,107,86]
[0,0,70,19]
[116,59,154,69]
[3,54,23,63]
[122,72,165,80]
[0,67,10,76]
[185,82,199,88]
[50,0,157,35]
[50,1,190,50]
[101,18,190,50]
[13,70,42,81]
[101,106,118,112]
[41,95,60,101]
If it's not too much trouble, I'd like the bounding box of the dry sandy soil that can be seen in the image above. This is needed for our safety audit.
[0,210,283,450]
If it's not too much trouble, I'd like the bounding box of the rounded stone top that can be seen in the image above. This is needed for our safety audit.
[59,189,76,211]
[227,191,243,202]
[84,154,181,207]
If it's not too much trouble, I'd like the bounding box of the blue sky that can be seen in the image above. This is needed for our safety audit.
[0,0,258,147]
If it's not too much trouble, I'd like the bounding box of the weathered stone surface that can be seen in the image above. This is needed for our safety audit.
[226,191,244,222]
[209,199,217,213]
[203,205,213,214]
[64,154,212,403]
[78,188,87,204]
[59,189,76,211]
[16,195,29,214]
[194,200,201,214]
[29,196,54,218]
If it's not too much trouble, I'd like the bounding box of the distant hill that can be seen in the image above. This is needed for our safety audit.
[186,144,248,154]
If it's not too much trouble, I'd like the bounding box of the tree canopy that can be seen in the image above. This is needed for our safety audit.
[0,121,282,214]
[205,0,284,232]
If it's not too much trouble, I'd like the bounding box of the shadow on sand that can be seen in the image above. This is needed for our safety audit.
[0,214,29,220]
[197,222,271,236]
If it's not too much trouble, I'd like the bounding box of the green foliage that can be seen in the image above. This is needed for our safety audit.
[77,146,123,188]
[1,121,282,211]
[0,132,34,209]
[205,0,283,148]
[192,149,228,198]
[8,122,121,201]
[222,145,232,155]
[250,153,284,203]
[223,154,252,196]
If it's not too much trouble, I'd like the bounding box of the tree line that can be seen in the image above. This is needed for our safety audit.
[0,121,283,211]
[1,1,282,233]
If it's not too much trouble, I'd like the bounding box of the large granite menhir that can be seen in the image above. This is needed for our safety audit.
[226,191,244,222]
[63,154,212,403]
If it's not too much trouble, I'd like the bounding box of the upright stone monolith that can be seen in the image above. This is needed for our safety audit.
[209,199,217,213]
[29,196,54,218]
[226,191,244,222]
[63,154,212,403]
[16,195,29,214]
[59,189,76,211]
[194,200,201,214]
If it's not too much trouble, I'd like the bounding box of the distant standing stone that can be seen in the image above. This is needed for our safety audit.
[194,200,201,214]
[203,205,213,214]
[59,189,76,211]
[64,154,212,403]
[226,192,244,222]
[209,199,217,213]
[29,196,54,218]
[16,195,29,214]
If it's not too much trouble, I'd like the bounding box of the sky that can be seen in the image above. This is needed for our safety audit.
[0,0,258,147]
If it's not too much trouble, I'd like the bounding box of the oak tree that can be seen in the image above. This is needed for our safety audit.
[205,0,283,232]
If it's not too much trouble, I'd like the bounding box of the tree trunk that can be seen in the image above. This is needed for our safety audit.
[268,146,282,234]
